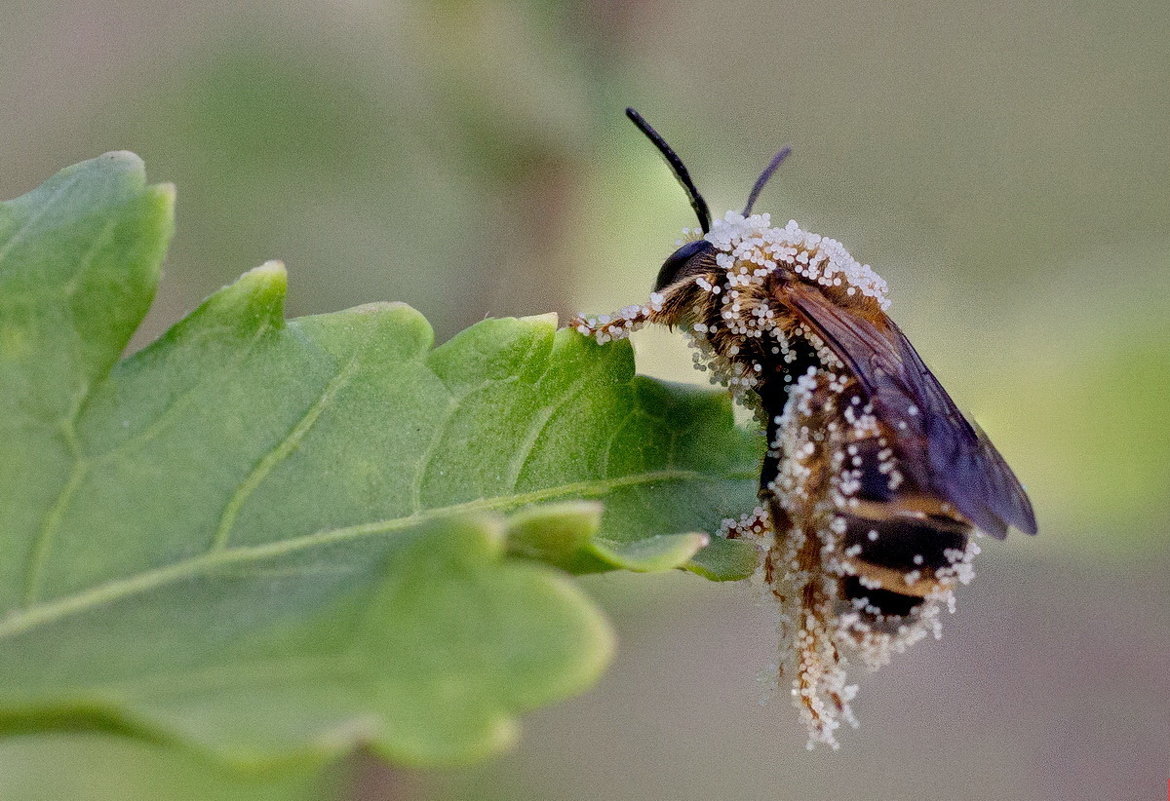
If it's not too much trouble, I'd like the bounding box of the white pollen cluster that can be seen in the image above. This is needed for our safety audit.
[705,212,890,310]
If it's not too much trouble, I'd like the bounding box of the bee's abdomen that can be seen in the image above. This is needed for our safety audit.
[850,439,898,503]
[840,577,925,618]
[756,356,977,630]
[838,499,973,624]
[841,512,969,575]
[835,428,975,623]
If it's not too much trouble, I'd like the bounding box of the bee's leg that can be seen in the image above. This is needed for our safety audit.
[568,292,668,345]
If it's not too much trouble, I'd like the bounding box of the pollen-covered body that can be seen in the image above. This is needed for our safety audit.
[572,210,1031,748]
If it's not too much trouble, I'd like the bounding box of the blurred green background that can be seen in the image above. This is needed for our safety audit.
[1,1,1166,799]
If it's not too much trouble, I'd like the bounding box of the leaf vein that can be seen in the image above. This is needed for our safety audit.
[0,468,713,639]
[208,332,371,551]
[408,380,459,514]
[20,457,89,608]
[89,320,277,460]
[505,358,604,492]
[599,408,637,478]
[18,219,135,611]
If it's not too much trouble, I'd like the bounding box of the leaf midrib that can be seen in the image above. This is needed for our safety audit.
[0,468,740,641]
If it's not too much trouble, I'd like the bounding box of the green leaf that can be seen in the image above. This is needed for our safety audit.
[504,500,605,567]
[0,155,761,768]
[0,152,173,609]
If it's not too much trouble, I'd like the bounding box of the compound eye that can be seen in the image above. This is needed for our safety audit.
[654,239,715,292]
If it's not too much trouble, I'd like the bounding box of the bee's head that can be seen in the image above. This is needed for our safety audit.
[625,107,791,291]
[654,238,716,291]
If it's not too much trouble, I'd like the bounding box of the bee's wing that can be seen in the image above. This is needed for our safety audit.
[784,284,1037,538]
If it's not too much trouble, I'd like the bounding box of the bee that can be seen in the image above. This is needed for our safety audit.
[571,108,1037,748]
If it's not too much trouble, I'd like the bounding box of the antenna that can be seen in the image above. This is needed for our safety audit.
[625,108,711,234]
[742,146,792,216]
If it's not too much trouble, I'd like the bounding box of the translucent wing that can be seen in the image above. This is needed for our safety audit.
[784,284,1037,538]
